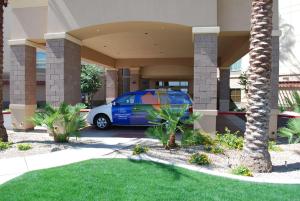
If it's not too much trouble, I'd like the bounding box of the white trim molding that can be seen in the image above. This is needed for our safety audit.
[193,109,218,116]
[8,39,40,48]
[44,32,82,46]
[192,26,220,34]
[272,30,282,37]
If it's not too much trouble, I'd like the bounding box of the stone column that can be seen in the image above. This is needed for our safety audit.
[106,69,118,103]
[9,42,36,131]
[129,68,140,92]
[149,80,157,89]
[193,27,219,134]
[45,38,81,106]
[188,79,194,98]
[269,33,280,139]
[219,68,230,111]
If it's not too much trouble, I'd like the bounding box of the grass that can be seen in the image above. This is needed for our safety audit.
[0,159,299,201]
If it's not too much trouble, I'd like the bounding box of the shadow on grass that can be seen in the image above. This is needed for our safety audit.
[128,158,200,182]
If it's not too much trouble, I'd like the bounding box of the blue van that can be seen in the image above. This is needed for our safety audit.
[87,89,193,129]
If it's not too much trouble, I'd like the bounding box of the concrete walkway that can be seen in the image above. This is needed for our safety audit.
[0,137,141,185]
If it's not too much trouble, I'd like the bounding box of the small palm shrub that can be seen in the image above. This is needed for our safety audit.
[17,143,32,151]
[278,118,300,144]
[188,153,210,166]
[268,141,282,152]
[204,145,224,154]
[232,166,253,177]
[132,144,149,155]
[0,140,12,150]
[181,129,214,147]
[32,103,87,143]
[216,128,243,150]
[147,104,200,149]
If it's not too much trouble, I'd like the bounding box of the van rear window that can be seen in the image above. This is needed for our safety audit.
[168,93,191,104]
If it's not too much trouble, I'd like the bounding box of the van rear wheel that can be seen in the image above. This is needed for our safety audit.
[94,114,111,130]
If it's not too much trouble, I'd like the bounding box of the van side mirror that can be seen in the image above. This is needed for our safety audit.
[112,101,117,106]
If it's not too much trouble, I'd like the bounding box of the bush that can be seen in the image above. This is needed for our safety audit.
[181,129,214,147]
[132,144,149,155]
[232,166,253,177]
[216,128,243,150]
[188,153,210,166]
[32,103,87,143]
[268,141,282,152]
[17,144,32,151]
[0,141,12,150]
[204,145,224,154]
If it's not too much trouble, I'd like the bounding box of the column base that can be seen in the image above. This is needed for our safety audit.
[269,109,279,140]
[10,104,37,131]
[193,109,217,137]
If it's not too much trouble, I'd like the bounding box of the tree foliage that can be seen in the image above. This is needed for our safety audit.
[80,64,104,107]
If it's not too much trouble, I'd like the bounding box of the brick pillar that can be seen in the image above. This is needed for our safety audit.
[129,68,140,92]
[193,27,219,134]
[106,69,118,103]
[269,34,280,139]
[188,79,194,98]
[46,39,81,106]
[149,80,156,89]
[9,44,36,131]
[219,68,230,111]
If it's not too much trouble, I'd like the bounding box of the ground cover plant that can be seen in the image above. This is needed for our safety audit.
[188,153,210,166]
[216,128,244,150]
[17,143,32,151]
[132,144,149,155]
[0,140,12,150]
[232,165,253,177]
[0,159,299,201]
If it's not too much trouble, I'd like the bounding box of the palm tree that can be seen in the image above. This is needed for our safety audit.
[242,0,273,172]
[0,0,7,142]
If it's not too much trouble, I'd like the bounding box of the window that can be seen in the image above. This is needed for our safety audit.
[230,89,241,102]
[36,51,46,69]
[116,95,135,105]
[230,60,242,72]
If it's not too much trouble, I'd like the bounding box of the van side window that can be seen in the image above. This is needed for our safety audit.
[159,93,169,104]
[169,94,191,104]
[136,92,159,104]
[116,95,135,105]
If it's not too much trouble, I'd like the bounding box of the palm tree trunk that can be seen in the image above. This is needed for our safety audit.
[0,0,7,142]
[242,0,273,172]
[168,133,176,148]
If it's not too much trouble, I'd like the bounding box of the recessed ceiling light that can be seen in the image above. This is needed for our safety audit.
[103,45,107,48]
[144,32,149,35]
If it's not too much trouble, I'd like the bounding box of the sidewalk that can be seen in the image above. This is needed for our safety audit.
[0,137,141,185]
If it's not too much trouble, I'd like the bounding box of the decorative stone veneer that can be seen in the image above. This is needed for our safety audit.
[46,39,81,106]
[193,33,218,134]
[106,69,118,103]
[9,44,36,130]
[269,36,280,139]
[219,68,230,111]
[10,45,36,105]
[129,68,140,92]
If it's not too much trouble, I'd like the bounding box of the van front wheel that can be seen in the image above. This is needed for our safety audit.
[94,114,111,130]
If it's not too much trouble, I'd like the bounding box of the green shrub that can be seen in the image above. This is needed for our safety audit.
[0,141,12,150]
[278,118,300,144]
[216,128,244,150]
[146,104,200,149]
[232,166,253,177]
[17,144,32,151]
[268,141,283,152]
[181,129,214,147]
[188,153,210,166]
[204,145,224,154]
[32,103,87,143]
[132,144,149,155]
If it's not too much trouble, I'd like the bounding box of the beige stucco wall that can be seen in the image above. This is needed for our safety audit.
[141,65,193,80]
[47,0,217,33]
[218,0,279,32]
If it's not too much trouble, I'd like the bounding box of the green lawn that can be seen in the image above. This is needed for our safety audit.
[0,159,299,201]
